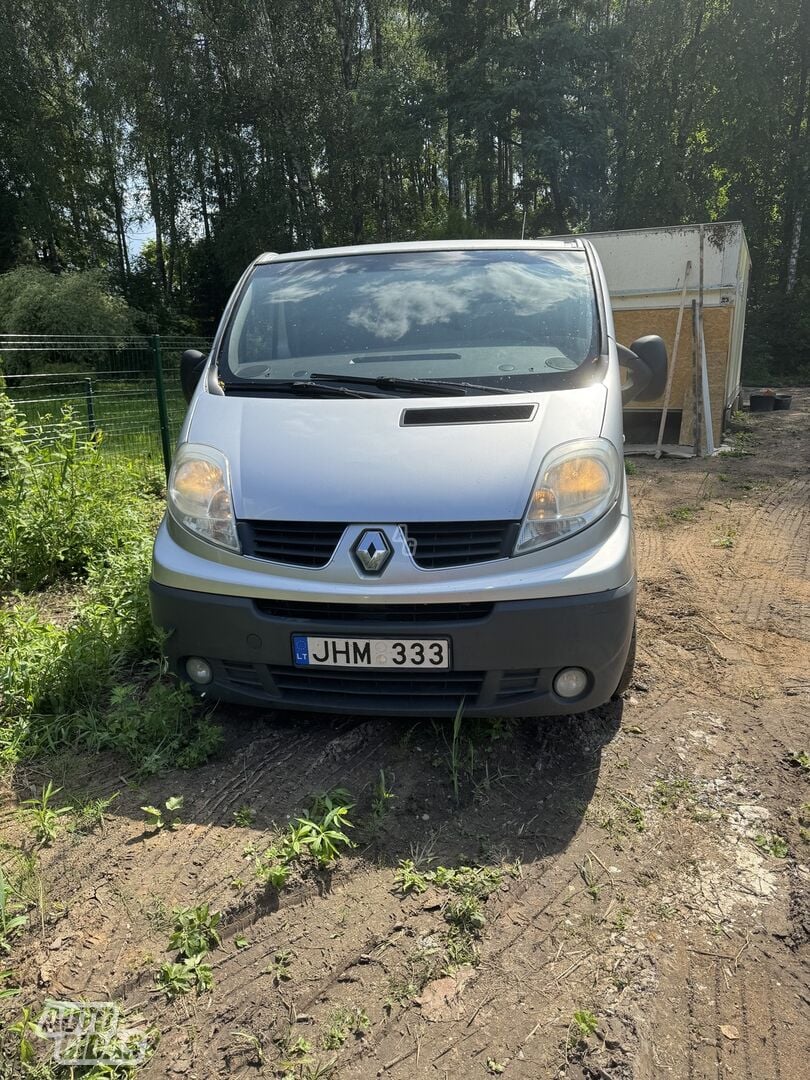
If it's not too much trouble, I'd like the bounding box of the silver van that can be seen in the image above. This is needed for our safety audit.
[150,240,666,717]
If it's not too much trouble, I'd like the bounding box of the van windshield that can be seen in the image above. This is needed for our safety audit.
[220,249,599,393]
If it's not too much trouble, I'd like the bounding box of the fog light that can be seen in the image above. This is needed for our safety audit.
[186,656,213,685]
[553,667,588,699]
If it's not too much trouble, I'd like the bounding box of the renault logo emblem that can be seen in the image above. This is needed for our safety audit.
[352,529,393,574]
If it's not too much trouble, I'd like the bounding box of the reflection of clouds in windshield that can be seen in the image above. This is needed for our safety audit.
[266,260,352,303]
[482,263,583,313]
[346,261,586,341]
[348,282,472,339]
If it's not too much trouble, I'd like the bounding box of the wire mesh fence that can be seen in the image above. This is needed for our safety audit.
[0,334,210,477]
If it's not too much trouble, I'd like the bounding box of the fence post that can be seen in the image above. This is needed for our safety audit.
[150,334,173,478]
[84,377,96,435]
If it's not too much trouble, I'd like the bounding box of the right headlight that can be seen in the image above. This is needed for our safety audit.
[514,438,621,554]
[168,442,240,552]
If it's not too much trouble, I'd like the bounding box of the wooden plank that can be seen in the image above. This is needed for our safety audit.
[655,260,691,458]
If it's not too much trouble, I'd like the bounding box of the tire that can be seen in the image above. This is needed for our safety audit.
[613,621,636,698]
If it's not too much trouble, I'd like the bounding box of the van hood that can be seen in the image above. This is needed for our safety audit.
[185,386,608,522]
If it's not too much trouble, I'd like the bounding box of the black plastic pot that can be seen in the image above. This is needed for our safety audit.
[750,393,776,412]
[774,393,792,411]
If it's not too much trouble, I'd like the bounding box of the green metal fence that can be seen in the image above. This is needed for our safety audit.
[0,334,211,477]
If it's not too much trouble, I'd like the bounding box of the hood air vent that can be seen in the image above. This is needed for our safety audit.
[401,403,537,426]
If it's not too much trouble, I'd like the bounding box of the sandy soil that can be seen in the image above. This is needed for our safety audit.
[1,390,808,1079]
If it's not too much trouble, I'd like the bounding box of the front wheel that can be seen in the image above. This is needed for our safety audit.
[613,621,636,698]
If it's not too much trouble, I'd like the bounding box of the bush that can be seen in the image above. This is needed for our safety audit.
[0,402,160,590]
[0,390,222,773]
[0,267,136,338]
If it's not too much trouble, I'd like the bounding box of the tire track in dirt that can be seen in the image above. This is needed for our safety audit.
[178,711,610,1076]
[717,478,810,641]
[37,721,395,1003]
[134,717,603,1074]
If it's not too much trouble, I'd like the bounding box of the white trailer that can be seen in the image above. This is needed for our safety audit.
[552,221,751,450]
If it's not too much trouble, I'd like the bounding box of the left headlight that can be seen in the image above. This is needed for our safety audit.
[514,438,621,554]
[168,443,240,552]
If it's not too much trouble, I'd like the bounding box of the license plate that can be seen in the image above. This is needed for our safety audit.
[292,635,450,669]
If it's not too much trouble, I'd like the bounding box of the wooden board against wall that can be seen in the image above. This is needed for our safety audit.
[615,306,732,445]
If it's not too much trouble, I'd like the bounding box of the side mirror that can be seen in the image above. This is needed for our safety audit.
[180,349,208,403]
[618,335,668,405]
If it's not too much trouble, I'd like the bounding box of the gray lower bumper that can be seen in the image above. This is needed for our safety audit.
[149,580,636,717]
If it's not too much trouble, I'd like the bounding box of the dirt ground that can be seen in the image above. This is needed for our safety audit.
[1,391,808,1079]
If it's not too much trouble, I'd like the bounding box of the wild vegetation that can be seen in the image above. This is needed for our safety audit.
[1,1,809,380]
[0,389,221,773]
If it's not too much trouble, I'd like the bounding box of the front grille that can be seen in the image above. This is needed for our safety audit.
[237,520,517,570]
[238,520,346,567]
[254,599,493,624]
[407,521,516,568]
[268,665,484,709]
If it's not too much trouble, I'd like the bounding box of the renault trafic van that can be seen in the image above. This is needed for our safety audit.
[150,240,666,717]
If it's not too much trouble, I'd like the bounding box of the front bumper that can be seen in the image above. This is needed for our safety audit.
[149,579,636,717]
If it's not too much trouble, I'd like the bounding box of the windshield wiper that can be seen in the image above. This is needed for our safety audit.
[222,379,379,399]
[309,373,512,396]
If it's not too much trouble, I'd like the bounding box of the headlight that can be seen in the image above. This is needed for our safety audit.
[514,438,621,554]
[168,443,240,552]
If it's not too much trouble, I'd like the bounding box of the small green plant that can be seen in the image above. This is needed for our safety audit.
[713,528,736,549]
[670,505,701,522]
[71,791,119,833]
[157,902,220,998]
[571,1008,599,1040]
[617,795,646,832]
[0,968,20,1000]
[0,868,28,954]
[444,892,486,933]
[257,861,292,890]
[265,950,293,984]
[447,699,466,800]
[370,769,395,822]
[143,896,171,931]
[623,459,638,475]
[787,750,810,772]
[394,858,429,895]
[653,777,694,811]
[275,1028,313,1068]
[393,862,505,968]
[578,857,602,902]
[753,833,789,858]
[141,795,184,831]
[230,1029,266,1065]
[233,804,256,827]
[158,954,213,997]
[295,795,356,867]
[21,780,72,845]
[8,1005,37,1064]
[486,1060,506,1075]
[169,903,221,956]
[321,1006,369,1050]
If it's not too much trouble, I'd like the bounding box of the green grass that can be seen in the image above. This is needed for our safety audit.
[669,504,701,522]
[0,388,222,775]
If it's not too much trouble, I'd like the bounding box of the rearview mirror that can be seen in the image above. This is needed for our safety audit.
[617,335,668,405]
[180,349,208,403]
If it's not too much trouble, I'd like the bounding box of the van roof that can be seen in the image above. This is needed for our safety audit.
[255,238,586,263]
